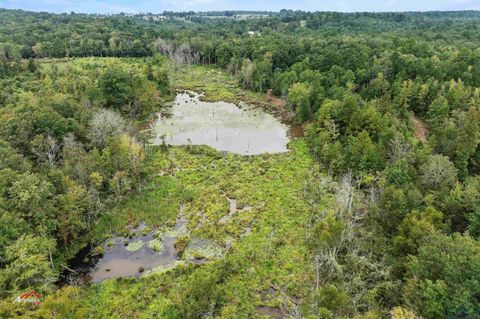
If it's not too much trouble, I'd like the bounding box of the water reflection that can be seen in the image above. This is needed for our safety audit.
[150,91,290,155]
[87,218,186,283]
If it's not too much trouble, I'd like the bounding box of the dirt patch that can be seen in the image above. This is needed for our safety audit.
[266,89,286,108]
[288,125,304,138]
[255,306,284,319]
[234,89,293,124]
[411,115,428,142]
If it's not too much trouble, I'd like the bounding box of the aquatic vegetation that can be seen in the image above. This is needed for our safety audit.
[93,246,105,256]
[174,236,190,257]
[172,66,238,103]
[147,260,186,276]
[77,139,313,316]
[183,237,223,260]
[141,226,152,236]
[156,220,189,238]
[125,240,144,252]
[148,239,164,253]
[0,56,327,317]
[106,240,117,248]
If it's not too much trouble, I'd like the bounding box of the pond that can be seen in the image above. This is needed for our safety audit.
[64,209,225,284]
[149,91,290,155]
[87,218,185,283]
[64,216,187,284]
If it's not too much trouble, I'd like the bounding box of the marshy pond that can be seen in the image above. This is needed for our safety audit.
[150,91,290,155]
[66,92,289,283]
[88,217,186,283]
[66,212,223,284]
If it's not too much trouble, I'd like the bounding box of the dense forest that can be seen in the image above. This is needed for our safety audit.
[1,8,480,319]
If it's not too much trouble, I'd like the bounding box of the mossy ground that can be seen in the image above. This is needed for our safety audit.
[74,139,315,317]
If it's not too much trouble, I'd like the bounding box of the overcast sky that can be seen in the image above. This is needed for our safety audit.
[1,0,480,14]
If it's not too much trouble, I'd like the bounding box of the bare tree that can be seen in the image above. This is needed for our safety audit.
[173,43,194,79]
[31,133,60,166]
[153,37,173,57]
[304,170,392,314]
[88,109,127,149]
[239,58,254,89]
[388,132,412,163]
[153,38,201,80]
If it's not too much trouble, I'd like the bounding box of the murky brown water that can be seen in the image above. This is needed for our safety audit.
[87,217,186,283]
[68,211,227,283]
[89,236,178,283]
[150,91,290,155]
[219,197,252,223]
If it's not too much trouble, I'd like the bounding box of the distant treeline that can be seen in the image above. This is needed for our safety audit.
[2,9,480,59]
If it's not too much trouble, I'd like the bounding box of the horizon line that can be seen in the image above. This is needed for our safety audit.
[2,7,480,15]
